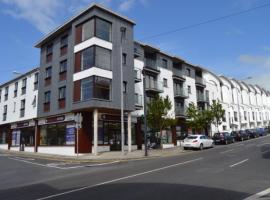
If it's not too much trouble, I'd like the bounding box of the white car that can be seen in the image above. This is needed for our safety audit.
[183,135,214,150]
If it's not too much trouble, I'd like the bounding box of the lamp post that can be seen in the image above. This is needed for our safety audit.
[120,27,126,155]
[143,75,148,157]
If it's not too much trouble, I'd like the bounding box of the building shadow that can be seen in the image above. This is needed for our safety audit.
[0,182,250,200]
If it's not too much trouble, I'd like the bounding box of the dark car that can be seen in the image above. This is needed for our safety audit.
[213,132,234,145]
[257,128,266,136]
[230,130,249,141]
[246,129,259,139]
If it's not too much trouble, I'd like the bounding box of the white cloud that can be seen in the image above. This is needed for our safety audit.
[245,74,270,90]
[0,0,62,34]
[238,54,270,68]
[118,0,135,12]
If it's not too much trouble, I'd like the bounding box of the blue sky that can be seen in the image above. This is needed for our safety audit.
[0,0,270,88]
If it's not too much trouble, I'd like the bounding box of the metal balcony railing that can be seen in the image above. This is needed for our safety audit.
[197,93,209,102]
[175,106,186,116]
[174,88,189,98]
[173,68,185,79]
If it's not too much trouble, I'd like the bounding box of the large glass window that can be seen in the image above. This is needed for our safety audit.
[81,76,111,101]
[96,18,111,42]
[44,91,51,103]
[81,46,111,71]
[82,19,94,41]
[0,131,7,144]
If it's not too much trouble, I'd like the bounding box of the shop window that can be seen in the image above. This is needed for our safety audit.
[0,131,7,144]
[40,123,75,146]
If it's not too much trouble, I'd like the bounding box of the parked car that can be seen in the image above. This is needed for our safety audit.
[183,135,214,150]
[213,132,234,144]
[257,128,267,136]
[230,130,249,141]
[246,129,259,139]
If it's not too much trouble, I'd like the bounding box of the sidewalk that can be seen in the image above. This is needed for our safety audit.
[0,147,186,163]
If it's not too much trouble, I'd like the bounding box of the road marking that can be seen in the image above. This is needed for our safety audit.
[220,149,234,154]
[244,187,270,200]
[9,158,64,169]
[230,159,249,168]
[14,156,35,161]
[36,157,203,200]
[64,161,120,169]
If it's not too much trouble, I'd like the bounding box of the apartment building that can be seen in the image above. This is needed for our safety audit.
[34,4,136,155]
[0,68,39,152]
[1,3,270,155]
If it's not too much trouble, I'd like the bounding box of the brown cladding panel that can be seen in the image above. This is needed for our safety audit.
[75,25,82,45]
[58,99,66,109]
[73,80,81,102]
[59,72,67,81]
[74,52,81,73]
[60,46,68,56]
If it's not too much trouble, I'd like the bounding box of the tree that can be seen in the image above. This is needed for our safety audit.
[146,95,177,140]
[210,100,225,133]
[186,103,214,134]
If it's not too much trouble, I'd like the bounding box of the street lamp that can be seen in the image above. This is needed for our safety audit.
[120,27,126,155]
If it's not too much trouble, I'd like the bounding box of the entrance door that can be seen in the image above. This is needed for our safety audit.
[109,129,121,151]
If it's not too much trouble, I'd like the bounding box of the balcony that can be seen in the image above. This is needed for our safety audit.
[175,106,187,118]
[144,58,159,73]
[135,94,143,109]
[197,93,209,103]
[172,68,185,81]
[174,88,189,99]
[195,76,206,87]
[145,80,164,93]
[134,68,142,82]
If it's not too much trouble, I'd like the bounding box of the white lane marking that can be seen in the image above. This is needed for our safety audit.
[14,156,35,161]
[36,157,203,200]
[230,159,249,168]
[9,158,64,169]
[220,149,234,154]
[244,187,270,200]
[64,161,120,169]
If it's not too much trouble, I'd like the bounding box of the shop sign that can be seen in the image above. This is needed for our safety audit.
[46,116,65,124]
[17,122,29,128]
[66,126,75,145]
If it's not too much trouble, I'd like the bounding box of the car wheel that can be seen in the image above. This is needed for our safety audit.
[184,147,188,150]
[199,143,203,150]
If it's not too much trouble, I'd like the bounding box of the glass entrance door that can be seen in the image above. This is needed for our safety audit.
[109,129,121,151]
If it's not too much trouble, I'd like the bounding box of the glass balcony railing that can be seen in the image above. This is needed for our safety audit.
[144,58,159,71]
[134,68,142,81]
[197,93,209,102]
[174,88,189,98]
[173,68,185,79]
[175,106,186,116]
[195,76,206,85]
[135,94,143,107]
[145,80,164,92]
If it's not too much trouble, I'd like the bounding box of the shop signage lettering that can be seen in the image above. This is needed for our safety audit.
[46,116,65,124]
[66,127,75,145]
[17,122,29,128]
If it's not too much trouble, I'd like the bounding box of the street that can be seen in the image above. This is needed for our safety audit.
[1,135,270,200]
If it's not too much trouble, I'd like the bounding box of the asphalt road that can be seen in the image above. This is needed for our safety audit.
[1,135,270,200]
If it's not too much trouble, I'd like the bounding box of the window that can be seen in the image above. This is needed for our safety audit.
[3,105,7,121]
[222,113,226,122]
[122,53,127,65]
[60,35,68,47]
[120,27,127,42]
[14,82,18,97]
[59,87,66,100]
[45,67,52,79]
[60,60,67,73]
[82,19,94,41]
[21,78,27,95]
[44,91,51,103]
[34,73,39,90]
[81,46,111,71]
[186,68,191,77]
[46,44,53,55]
[163,78,168,87]
[95,18,112,42]
[20,99,25,118]
[234,111,238,122]
[188,85,191,94]
[81,76,111,101]
[123,81,127,93]
[244,111,247,121]
[32,95,37,107]
[4,86,8,101]
[162,59,168,68]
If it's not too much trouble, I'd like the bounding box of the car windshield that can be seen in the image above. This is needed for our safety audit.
[187,136,197,139]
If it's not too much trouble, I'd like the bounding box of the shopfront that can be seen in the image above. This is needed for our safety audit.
[0,125,10,150]
[10,120,36,152]
[37,114,76,155]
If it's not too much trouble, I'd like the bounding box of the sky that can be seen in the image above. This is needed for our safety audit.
[0,0,270,89]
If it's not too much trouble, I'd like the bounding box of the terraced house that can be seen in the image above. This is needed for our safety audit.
[0,3,270,155]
